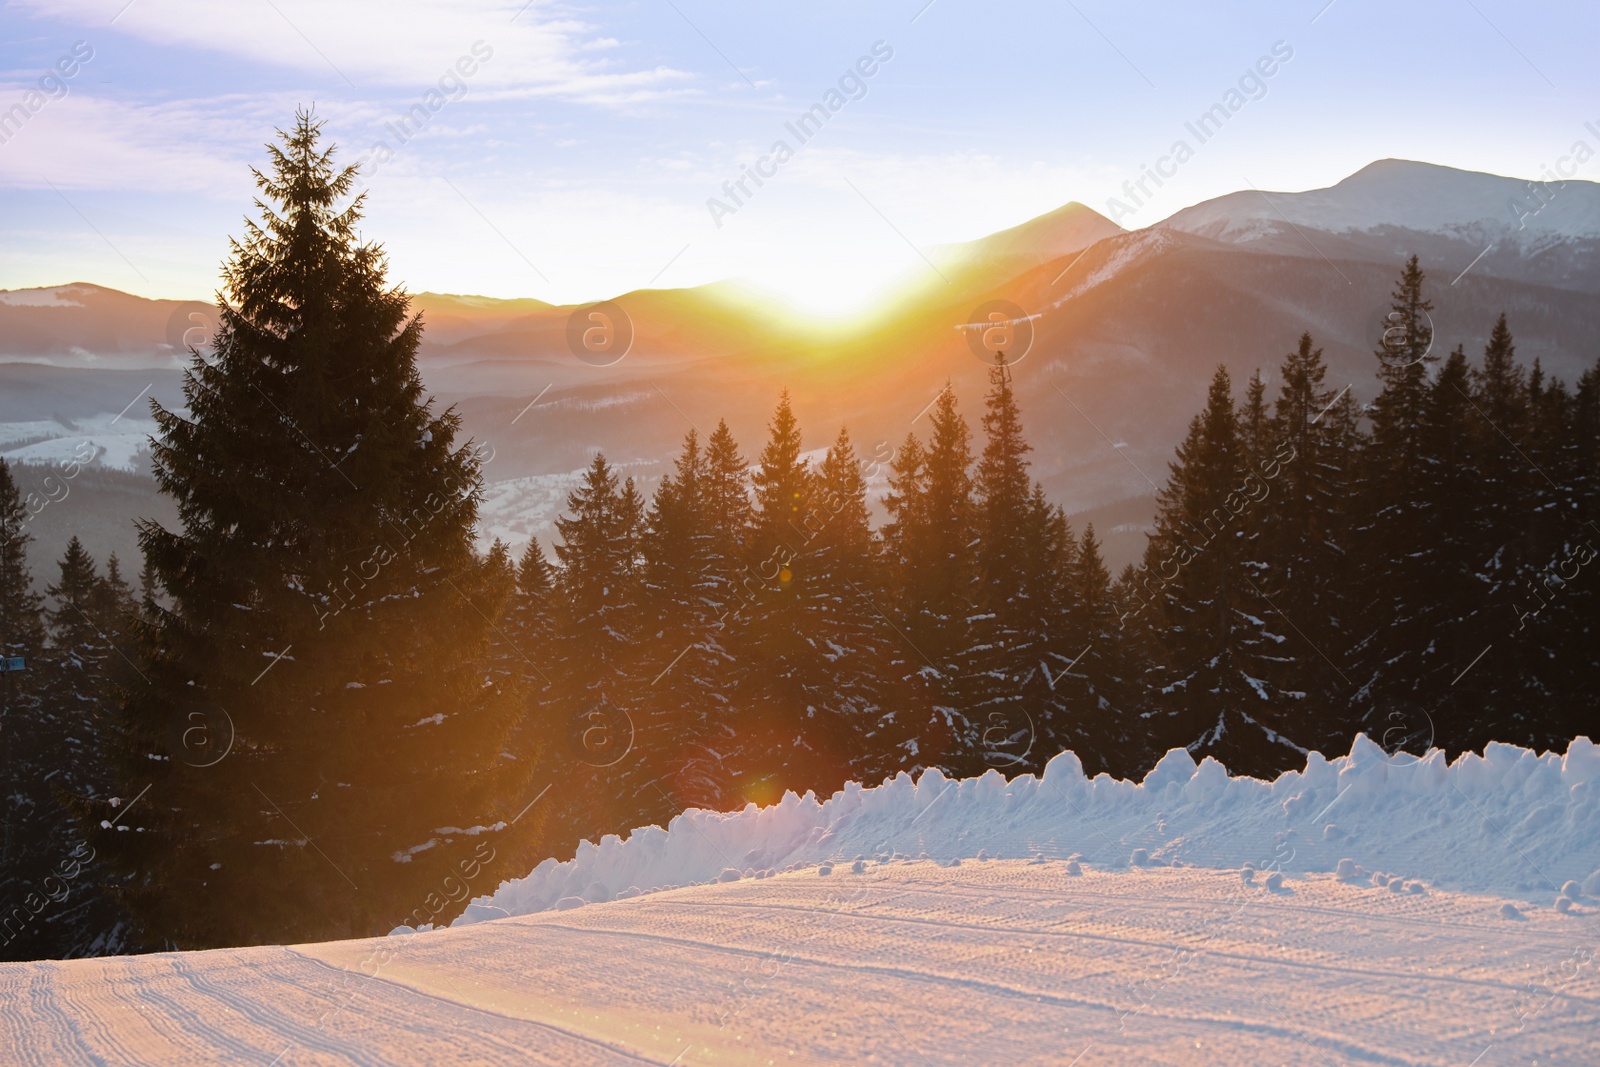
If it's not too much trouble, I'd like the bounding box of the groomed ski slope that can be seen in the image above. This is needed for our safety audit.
[1,736,1597,1066]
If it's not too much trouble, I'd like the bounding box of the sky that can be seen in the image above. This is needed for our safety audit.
[1,0,1596,316]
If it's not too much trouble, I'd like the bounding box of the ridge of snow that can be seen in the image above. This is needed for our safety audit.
[455,734,1600,927]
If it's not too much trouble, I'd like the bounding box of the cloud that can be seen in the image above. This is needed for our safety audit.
[0,91,273,193]
[10,0,692,101]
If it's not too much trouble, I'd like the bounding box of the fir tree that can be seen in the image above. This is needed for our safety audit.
[97,111,531,949]
[1349,259,1448,748]
[970,355,1057,775]
[506,538,555,668]
[880,386,979,770]
[920,387,978,667]
[880,432,925,584]
[0,460,44,744]
[975,357,1034,608]
[1528,360,1600,744]
[640,430,738,811]
[137,548,163,613]
[1055,523,1142,775]
[0,460,50,959]
[1255,333,1359,751]
[1238,369,1272,460]
[804,429,900,785]
[0,535,129,960]
[748,392,810,565]
[44,538,111,725]
[92,554,139,699]
[734,394,838,803]
[701,419,755,620]
[550,453,649,843]
[1464,314,1533,619]
[1355,259,1437,579]
[478,538,520,687]
[1141,366,1284,775]
[1367,255,1438,467]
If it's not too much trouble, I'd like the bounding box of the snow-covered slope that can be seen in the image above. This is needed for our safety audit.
[0,414,158,472]
[458,734,1600,924]
[3,737,1599,1065]
[1162,158,1600,248]
[5,861,1598,1066]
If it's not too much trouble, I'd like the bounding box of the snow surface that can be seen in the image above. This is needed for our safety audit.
[2,736,1598,1066]
[459,734,1600,923]
[3,862,1597,1064]
[0,417,157,472]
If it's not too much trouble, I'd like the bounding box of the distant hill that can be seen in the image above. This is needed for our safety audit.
[6,160,1600,569]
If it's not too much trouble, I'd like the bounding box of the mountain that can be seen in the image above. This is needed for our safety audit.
[411,291,555,348]
[931,200,1125,271]
[1164,158,1600,245]
[1160,158,1600,292]
[0,283,199,367]
[5,160,1599,571]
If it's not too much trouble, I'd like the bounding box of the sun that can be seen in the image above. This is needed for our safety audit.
[734,256,931,325]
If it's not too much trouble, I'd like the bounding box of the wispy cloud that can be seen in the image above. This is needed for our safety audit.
[0,92,274,192]
[11,0,692,99]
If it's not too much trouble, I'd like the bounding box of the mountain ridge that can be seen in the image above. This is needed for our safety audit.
[7,157,1600,570]
[5,159,1597,361]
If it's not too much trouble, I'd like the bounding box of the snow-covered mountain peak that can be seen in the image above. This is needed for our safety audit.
[1159,158,1600,246]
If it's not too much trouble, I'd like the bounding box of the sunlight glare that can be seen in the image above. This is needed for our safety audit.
[735,255,931,324]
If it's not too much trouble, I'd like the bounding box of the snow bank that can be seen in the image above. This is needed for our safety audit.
[453,735,1600,926]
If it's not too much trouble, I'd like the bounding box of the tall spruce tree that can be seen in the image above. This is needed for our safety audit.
[1528,359,1600,745]
[1346,262,1513,755]
[137,548,163,614]
[1140,366,1284,775]
[880,386,979,770]
[1465,315,1533,637]
[803,428,900,785]
[0,460,43,748]
[549,453,649,845]
[0,533,133,961]
[1056,523,1142,776]
[969,355,1062,776]
[1366,255,1438,469]
[701,419,755,586]
[499,537,556,701]
[0,460,51,960]
[1255,333,1360,752]
[97,111,531,949]
[733,394,847,802]
[640,430,739,812]
[1238,370,1272,460]
[1351,259,1439,727]
[44,538,113,754]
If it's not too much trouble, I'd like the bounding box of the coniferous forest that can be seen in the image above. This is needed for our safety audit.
[3,115,1597,960]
